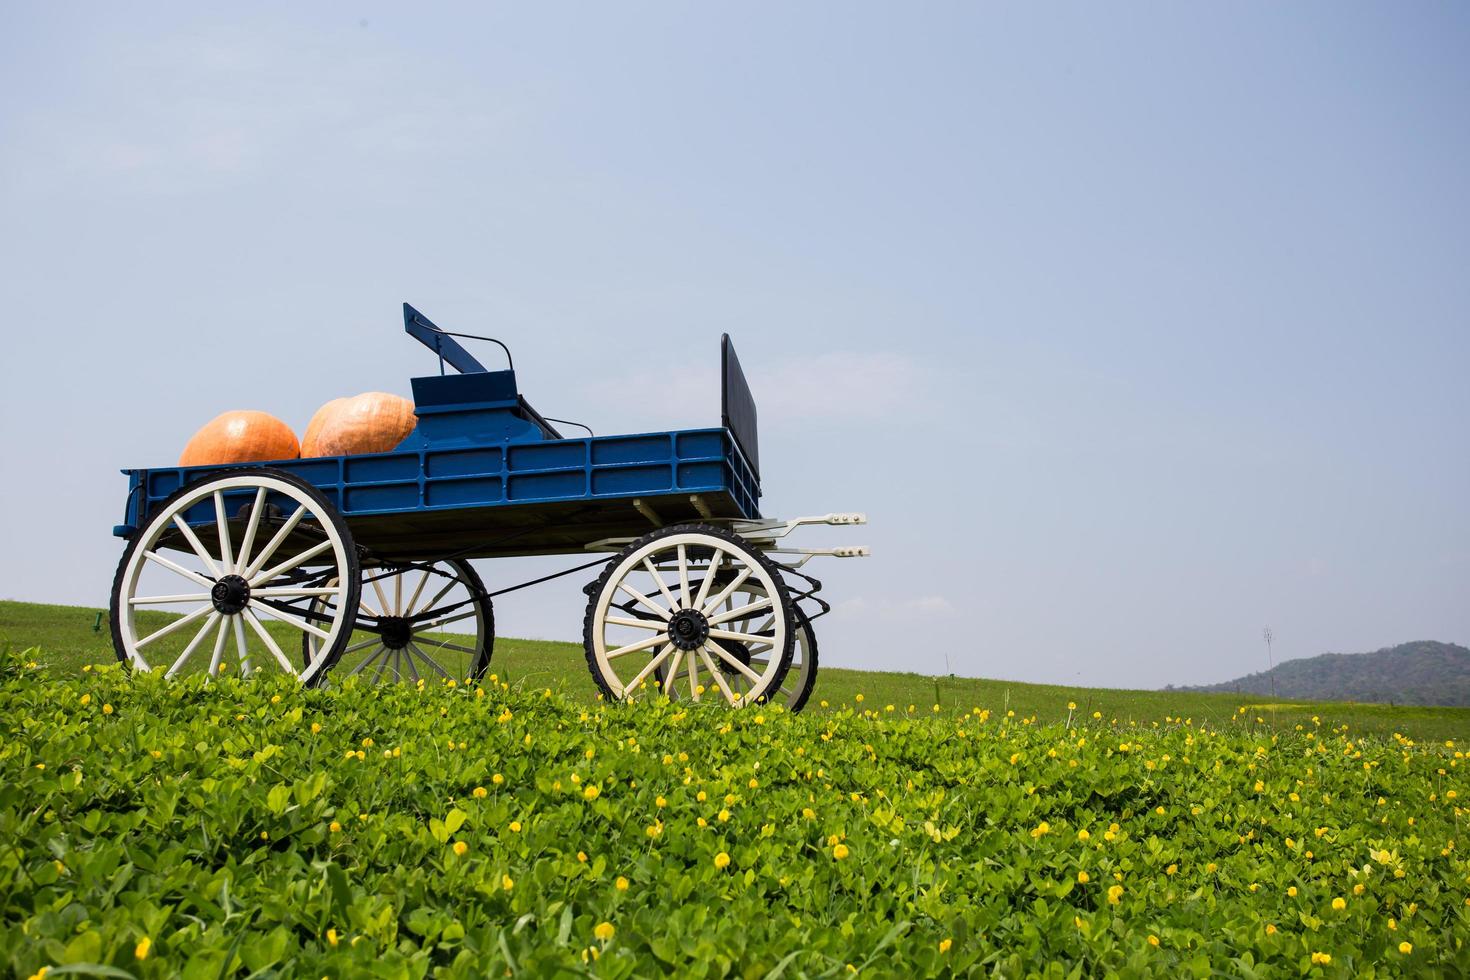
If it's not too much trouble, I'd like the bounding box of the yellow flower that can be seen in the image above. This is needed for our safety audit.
[135,936,152,960]
[594,921,615,942]
[1077,829,1090,842]
[646,821,663,838]
[577,851,588,863]
[717,809,731,823]
[102,704,113,715]
[833,843,850,860]
[615,875,630,890]
[326,928,339,947]
[1399,942,1413,954]
[1287,886,1298,897]
[1077,870,1090,883]
[1165,864,1177,876]
[583,784,600,801]
[1107,884,1123,904]
[473,787,487,799]
[361,737,373,747]
[855,694,864,702]
[492,773,504,785]
[1265,924,1277,935]
[502,874,514,891]
[311,722,322,734]
[714,851,731,869]
[655,795,666,808]
[1067,701,1077,710]
[80,693,91,706]
[1331,897,1346,911]
[329,821,341,832]
[1310,952,1331,965]
[509,821,522,832]
[1205,862,1217,873]
[452,841,468,857]
[270,694,281,704]
[1147,935,1159,947]
[939,938,952,953]
[1093,711,1102,719]
[802,807,816,820]
[1030,821,1050,839]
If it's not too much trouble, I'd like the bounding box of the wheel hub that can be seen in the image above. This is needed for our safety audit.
[210,575,251,615]
[668,608,709,651]
[379,616,413,650]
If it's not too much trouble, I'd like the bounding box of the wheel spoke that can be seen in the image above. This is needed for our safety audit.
[242,505,306,579]
[213,491,235,573]
[417,576,461,618]
[698,647,739,704]
[256,603,332,641]
[419,640,478,655]
[164,611,222,678]
[604,615,666,631]
[234,487,268,576]
[708,638,764,685]
[411,610,478,631]
[251,539,333,587]
[641,558,679,611]
[405,569,431,616]
[134,603,214,650]
[206,614,229,677]
[401,642,421,683]
[393,569,403,617]
[143,550,216,589]
[692,549,722,612]
[342,638,380,655]
[707,596,772,627]
[242,609,298,674]
[663,649,685,695]
[676,545,690,609]
[129,593,211,605]
[701,567,753,615]
[232,615,252,676]
[372,649,390,684]
[606,632,670,660]
[408,641,454,680]
[617,580,672,620]
[170,516,222,579]
[686,646,700,701]
[371,574,391,616]
[622,643,675,694]
[347,645,388,676]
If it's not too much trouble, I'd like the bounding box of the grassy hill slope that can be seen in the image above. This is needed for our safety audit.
[3,599,1467,740]
[1182,640,1470,707]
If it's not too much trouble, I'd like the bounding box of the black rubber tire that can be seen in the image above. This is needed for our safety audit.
[109,467,361,686]
[302,558,495,682]
[786,604,819,713]
[581,523,796,705]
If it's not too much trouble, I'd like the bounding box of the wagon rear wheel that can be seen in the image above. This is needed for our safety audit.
[303,559,494,685]
[582,524,795,706]
[686,580,818,712]
[109,468,360,685]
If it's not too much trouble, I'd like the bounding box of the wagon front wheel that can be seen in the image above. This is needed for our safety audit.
[582,524,795,706]
[109,468,360,684]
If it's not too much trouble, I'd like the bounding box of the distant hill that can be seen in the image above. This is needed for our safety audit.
[1177,641,1470,707]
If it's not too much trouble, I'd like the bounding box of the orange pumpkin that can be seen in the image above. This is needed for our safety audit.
[179,411,301,466]
[301,391,417,457]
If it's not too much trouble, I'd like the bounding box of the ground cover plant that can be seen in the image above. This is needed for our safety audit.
[2,645,1468,978]
[6,600,1469,742]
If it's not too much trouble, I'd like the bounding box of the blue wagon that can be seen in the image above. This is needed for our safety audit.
[109,305,866,709]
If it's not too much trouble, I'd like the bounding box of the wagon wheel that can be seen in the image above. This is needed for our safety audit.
[109,468,360,686]
[583,524,795,706]
[667,581,818,712]
[302,559,494,685]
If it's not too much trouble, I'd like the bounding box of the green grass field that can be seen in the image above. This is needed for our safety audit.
[3,599,1466,741]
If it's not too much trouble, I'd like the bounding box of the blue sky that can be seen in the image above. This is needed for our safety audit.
[2,3,1466,688]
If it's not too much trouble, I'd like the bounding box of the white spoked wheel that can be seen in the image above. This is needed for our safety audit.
[109,468,360,685]
[303,559,494,685]
[698,581,819,712]
[583,524,795,706]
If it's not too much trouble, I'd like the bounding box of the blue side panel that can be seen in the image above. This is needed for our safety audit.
[117,428,761,543]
